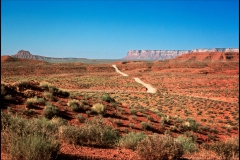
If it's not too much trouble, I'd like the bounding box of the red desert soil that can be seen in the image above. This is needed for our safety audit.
[1,55,47,64]
[1,56,17,62]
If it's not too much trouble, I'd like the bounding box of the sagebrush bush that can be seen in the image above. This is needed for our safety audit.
[50,117,67,126]
[56,89,70,97]
[67,99,81,112]
[205,137,239,160]
[160,115,171,125]
[8,134,60,160]
[119,132,146,150]
[185,118,199,132]
[176,135,199,153]
[25,96,46,108]
[91,103,106,115]
[140,122,150,130]
[44,104,59,119]
[136,134,184,160]
[44,92,54,101]
[60,117,119,147]
[130,108,137,115]
[22,108,35,116]
[40,82,54,91]
[14,80,30,91]
[1,112,61,160]
[101,93,115,103]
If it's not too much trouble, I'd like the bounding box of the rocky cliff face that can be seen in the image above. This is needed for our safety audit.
[123,48,239,60]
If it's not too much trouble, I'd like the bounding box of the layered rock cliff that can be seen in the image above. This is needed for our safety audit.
[123,48,239,60]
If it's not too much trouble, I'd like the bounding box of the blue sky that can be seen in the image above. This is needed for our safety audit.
[2,0,239,59]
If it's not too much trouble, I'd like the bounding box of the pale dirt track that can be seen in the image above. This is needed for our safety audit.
[133,78,157,93]
[112,64,157,93]
[112,65,128,76]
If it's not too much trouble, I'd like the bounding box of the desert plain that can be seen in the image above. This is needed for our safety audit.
[1,51,239,159]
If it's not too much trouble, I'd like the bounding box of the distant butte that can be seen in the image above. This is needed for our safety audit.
[11,50,87,60]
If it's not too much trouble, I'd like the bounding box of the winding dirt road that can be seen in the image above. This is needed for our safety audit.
[112,64,157,93]
[112,65,128,76]
[133,78,157,93]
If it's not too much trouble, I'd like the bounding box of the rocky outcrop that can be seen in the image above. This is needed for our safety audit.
[123,48,239,60]
[11,50,87,61]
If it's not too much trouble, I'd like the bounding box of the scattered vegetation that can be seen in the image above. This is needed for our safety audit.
[136,134,184,160]
[1,60,239,159]
[119,132,146,150]
[43,104,60,119]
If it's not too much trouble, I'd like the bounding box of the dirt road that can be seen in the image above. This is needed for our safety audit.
[112,65,128,76]
[134,78,157,93]
[112,64,157,93]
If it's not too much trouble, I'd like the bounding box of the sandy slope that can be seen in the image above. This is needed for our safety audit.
[112,64,157,93]
[112,65,128,76]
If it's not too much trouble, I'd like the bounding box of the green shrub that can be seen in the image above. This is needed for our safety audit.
[101,93,115,103]
[22,108,35,116]
[140,122,149,130]
[39,82,59,94]
[40,82,54,91]
[9,134,60,160]
[60,117,119,147]
[130,108,137,115]
[44,104,59,119]
[67,99,81,112]
[14,80,30,91]
[157,112,165,117]
[147,115,154,121]
[25,100,34,108]
[56,89,69,97]
[119,132,146,150]
[1,112,61,160]
[50,117,67,126]
[44,92,54,101]
[136,134,184,160]
[180,118,199,132]
[186,118,199,131]
[176,135,199,153]
[160,115,170,125]
[25,96,46,108]
[91,103,106,115]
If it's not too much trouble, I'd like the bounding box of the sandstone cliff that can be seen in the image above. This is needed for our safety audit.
[123,48,239,60]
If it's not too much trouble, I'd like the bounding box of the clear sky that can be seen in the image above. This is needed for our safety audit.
[2,0,239,59]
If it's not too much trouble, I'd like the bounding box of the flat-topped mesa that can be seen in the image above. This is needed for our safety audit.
[123,48,239,60]
[191,48,239,53]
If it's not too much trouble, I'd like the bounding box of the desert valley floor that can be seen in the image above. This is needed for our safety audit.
[1,52,239,159]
